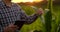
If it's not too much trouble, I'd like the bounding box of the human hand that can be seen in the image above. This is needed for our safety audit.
[36,8,44,16]
[4,24,19,32]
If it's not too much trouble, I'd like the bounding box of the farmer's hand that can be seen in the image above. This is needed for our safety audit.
[36,8,44,16]
[4,24,19,32]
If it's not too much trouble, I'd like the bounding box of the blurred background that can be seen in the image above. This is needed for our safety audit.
[11,0,60,32]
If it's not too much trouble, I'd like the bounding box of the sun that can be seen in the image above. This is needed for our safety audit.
[11,0,43,3]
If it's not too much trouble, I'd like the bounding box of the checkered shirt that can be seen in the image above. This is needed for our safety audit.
[0,1,38,32]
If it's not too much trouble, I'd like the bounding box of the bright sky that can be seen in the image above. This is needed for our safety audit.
[12,0,43,3]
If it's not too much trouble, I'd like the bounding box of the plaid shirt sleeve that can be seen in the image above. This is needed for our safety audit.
[0,8,3,32]
[18,6,38,24]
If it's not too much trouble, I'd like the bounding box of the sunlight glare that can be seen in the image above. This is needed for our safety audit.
[12,0,43,3]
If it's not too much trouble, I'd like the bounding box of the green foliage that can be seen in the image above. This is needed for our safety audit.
[19,0,60,32]
[19,5,60,32]
[45,11,52,32]
[21,5,35,15]
[45,0,52,32]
